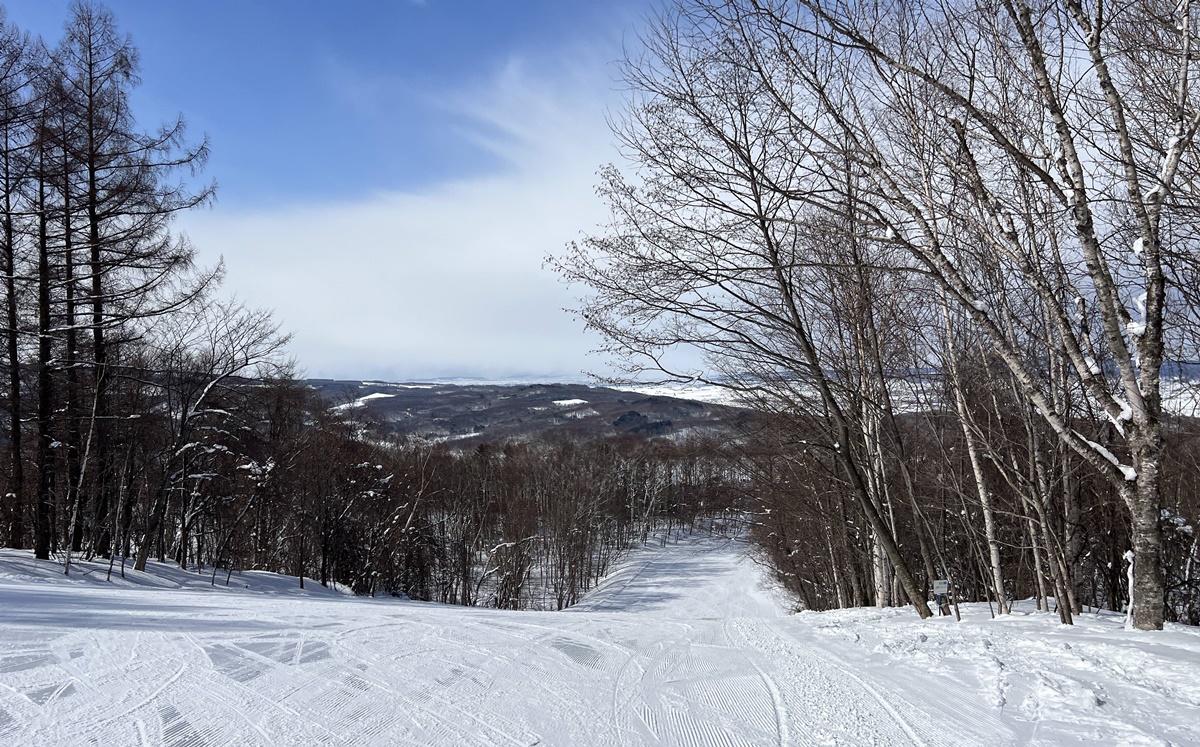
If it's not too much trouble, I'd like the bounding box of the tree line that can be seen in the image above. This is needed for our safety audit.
[199,399,741,611]
[554,0,1200,629]
[0,2,741,614]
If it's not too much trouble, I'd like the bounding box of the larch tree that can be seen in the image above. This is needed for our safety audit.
[53,0,216,557]
[0,12,34,549]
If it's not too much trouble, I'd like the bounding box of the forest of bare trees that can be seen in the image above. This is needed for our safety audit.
[555,0,1200,630]
[0,3,746,613]
[215,406,741,611]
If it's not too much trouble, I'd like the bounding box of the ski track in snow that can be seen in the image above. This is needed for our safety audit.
[2,540,1200,746]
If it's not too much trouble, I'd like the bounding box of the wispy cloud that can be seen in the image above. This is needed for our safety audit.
[181,45,621,381]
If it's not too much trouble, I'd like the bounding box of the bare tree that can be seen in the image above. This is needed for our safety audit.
[767,0,1199,630]
[552,6,933,618]
[133,300,290,571]
[0,12,35,549]
[54,0,216,557]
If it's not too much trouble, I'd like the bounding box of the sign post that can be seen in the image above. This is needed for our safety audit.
[933,579,949,615]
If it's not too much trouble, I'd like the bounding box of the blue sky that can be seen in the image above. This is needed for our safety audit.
[2,1,651,380]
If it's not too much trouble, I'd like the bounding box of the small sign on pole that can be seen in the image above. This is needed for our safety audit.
[932,579,950,616]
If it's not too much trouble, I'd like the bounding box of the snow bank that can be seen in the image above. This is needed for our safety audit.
[0,549,348,597]
[790,602,1200,744]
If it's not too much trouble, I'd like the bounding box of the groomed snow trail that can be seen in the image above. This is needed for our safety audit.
[2,540,1200,746]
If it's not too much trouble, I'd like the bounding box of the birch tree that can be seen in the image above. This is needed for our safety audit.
[763,0,1198,630]
[132,300,290,571]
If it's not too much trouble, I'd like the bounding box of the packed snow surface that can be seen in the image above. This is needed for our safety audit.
[2,540,1200,745]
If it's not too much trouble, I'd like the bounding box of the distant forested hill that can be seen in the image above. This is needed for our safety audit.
[306,380,748,446]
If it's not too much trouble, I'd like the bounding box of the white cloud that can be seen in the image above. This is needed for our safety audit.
[180,48,621,381]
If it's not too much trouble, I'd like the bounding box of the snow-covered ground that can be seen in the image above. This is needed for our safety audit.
[330,391,398,411]
[619,382,747,407]
[627,376,1200,416]
[2,540,1199,746]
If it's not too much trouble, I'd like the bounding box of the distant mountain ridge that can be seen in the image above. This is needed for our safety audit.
[306,379,748,446]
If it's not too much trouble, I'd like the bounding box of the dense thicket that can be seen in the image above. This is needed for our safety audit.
[202,397,741,610]
[740,381,1200,625]
[31,372,742,611]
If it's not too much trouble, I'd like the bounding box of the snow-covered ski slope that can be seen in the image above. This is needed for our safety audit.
[2,539,1200,746]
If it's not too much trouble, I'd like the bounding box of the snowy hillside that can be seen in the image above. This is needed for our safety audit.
[308,379,744,445]
[2,540,1199,745]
